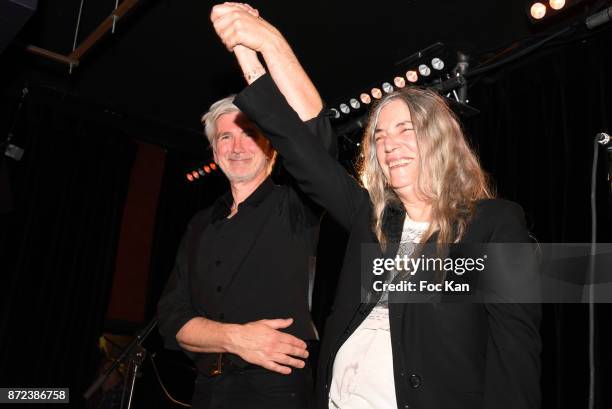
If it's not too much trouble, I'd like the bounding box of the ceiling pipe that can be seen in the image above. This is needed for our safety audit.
[24,0,142,70]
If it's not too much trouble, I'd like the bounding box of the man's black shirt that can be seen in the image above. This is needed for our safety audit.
[157,81,333,373]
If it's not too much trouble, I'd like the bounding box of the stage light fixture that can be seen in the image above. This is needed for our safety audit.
[530,2,547,19]
[406,70,419,83]
[329,42,481,138]
[549,0,565,10]
[418,64,431,77]
[185,162,219,183]
[431,57,445,70]
[329,108,340,119]
[360,93,372,104]
[382,82,394,93]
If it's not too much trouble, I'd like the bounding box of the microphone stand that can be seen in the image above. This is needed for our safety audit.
[586,132,611,409]
[84,318,158,409]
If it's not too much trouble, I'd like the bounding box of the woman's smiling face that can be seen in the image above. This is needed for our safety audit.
[374,98,420,194]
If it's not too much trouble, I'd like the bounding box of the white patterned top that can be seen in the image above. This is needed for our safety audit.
[329,215,429,409]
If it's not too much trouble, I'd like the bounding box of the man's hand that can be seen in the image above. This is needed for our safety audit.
[227,318,309,375]
[210,3,282,53]
[176,316,309,375]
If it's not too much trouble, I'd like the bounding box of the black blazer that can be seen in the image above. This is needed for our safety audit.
[235,75,541,409]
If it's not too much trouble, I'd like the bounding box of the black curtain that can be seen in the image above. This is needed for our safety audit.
[464,27,612,409]
[465,31,612,243]
[0,93,137,407]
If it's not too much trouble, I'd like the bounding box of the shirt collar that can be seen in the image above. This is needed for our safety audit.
[213,177,274,221]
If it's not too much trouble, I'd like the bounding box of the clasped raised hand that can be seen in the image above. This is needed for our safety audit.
[210,2,281,53]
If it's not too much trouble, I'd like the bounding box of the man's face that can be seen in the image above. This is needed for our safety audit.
[212,111,273,184]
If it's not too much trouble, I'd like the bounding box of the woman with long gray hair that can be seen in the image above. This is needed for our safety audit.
[237,82,541,409]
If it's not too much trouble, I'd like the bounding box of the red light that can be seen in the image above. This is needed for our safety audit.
[204,166,211,173]
[186,173,194,182]
[210,163,217,170]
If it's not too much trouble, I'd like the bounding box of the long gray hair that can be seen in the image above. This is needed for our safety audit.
[357,87,494,248]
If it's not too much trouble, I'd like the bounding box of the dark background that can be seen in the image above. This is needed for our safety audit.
[1,0,611,407]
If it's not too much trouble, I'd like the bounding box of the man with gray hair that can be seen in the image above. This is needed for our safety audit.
[157,4,334,408]
[202,95,277,186]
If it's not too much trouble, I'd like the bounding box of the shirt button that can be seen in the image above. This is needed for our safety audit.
[403,405,410,409]
[400,371,405,377]
[409,374,422,388]
[216,286,222,292]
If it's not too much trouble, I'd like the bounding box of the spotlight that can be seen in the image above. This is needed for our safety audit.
[210,163,217,170]
[192,171,200,179]
[360,93,372,104]
[418,64,431,77]
[339,103,350,114]
[431,57,445,70]
[204,165,211,173]
[198,169,205,176]
[406,70,418,83]
[329,108,340,119]
[186,173,194,182]
[393,76,406,88]
[382,82,394,93]
[530,2,547,19]
[549,0,565,10]
[371,88,382,99]
[349,98,361,109]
